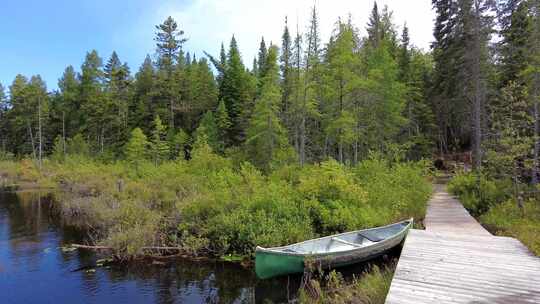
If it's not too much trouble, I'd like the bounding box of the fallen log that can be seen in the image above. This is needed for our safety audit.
[71,244,113,250]
[70,244,186,252]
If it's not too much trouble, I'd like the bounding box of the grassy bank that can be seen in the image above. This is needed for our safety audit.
[0,146,432,259]
[448,173,540,255]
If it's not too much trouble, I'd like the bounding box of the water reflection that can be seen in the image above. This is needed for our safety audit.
[0,191,396,304]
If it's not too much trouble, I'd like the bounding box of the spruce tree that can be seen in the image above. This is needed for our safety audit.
[194,111,219,152]
[257,37,268,79]
[79,50,105,153]
[154,16,187,131]
[367,2,382,48]
[58,66,81,138]
[125,127,149,166]
[280,17,293,127]
[246,46,292,171]
[132,55,155,132]
[0,83,7,152]
[323,20,362,163]
[214,99,231,153]
[221,36,255,144]
[150,115,170,165]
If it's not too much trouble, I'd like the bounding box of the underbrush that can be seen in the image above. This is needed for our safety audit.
[0,147,432,258]
[448,172,540,256]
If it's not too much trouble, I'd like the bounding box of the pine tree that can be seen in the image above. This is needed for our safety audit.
[51,135,66,162]
[154,16,187,131]
[104,51,132,152]
[257,37,268,80]
[499,0,531,87]
[6,75,29,155]
[300,5,323,164]
[154,16,187,72]
[367,2,382,48]
[215,99,231,153]
[194,111,219,152]
[398,23,411,82]
[125,127,149,166]
[0,83,8,152]
[323,20,362,163]
[527,0,540,183]
[58,66,81,138]
[280,17,293,128]
[79,50,105,153]
[132,55,155,132]
[246,45,292,171]
[221,36,256,144]
[461,0,496,169]
[150,115,170,165]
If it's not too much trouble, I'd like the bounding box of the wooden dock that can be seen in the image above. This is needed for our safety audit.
[385,185,540,304]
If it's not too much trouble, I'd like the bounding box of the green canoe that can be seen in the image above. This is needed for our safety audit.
[255,219,413,279]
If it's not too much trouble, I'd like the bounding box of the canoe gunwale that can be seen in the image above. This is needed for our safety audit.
[255,218,413,258]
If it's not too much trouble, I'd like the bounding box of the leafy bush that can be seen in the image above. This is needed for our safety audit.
[448,172,512,216]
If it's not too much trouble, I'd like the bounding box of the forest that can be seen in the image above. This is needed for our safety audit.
[0,3,436,167]
[0,0,540,280]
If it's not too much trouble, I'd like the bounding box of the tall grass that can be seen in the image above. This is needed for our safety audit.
[448,172,540,256]
[298,264,395,304]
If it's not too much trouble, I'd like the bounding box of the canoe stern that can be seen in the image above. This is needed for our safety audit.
[255,247,305,279]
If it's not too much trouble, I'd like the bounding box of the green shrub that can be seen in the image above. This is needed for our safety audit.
[1,151,432,258]
[448,172,511,216]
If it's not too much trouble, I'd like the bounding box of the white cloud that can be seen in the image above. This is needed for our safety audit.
[151,0,435,65]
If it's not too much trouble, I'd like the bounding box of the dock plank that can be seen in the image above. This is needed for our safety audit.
[385,185,540,304]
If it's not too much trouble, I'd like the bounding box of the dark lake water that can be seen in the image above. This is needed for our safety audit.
[0,191,397,304]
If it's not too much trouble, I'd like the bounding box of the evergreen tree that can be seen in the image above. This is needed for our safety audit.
[221,36,256,144]
[132,55,155,132]
[79,50,105,153]
[280,17,293,128]
[527,0,540,183]
[214,99,231,152]
[367,2,382,48]
[194,111,219,152]
[57,66,81,138]
[0,83,8,152]
[257,37,268,80]
[323,20,362,163]
[154,16,187,72]
[398,23,411,81]
[246,46,292,171]
[104,51,132,152]
[154,16,187,131]
[125,127,149,166]
[150,115,170,165]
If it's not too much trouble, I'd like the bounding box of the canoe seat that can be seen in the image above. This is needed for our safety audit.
[358,231,384,242]
[331,237,362,248]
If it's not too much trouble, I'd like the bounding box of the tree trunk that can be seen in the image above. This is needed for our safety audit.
[532,76,539,184]
[38,97,42,170]
[62,111,66,156]
[299,116,306,166]
[27,121,36,160]
[472,0,484,170]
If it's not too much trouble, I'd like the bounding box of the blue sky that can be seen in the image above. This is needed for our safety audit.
[0,0,434,92]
